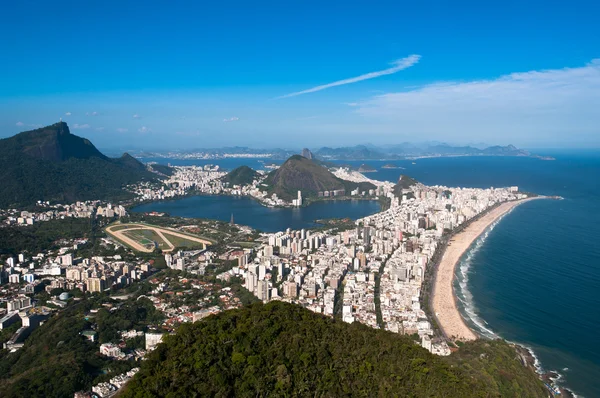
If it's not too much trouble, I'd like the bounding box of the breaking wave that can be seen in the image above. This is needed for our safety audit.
[453,208,580,397]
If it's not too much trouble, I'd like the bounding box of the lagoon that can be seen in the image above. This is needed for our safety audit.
[131,195,380,232]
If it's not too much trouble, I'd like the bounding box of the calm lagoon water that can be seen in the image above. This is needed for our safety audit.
[132,195,380,233]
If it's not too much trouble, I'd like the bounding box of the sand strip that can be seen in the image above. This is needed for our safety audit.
[431,197,542,341]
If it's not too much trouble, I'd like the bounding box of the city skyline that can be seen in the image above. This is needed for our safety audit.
[1,1,599,148]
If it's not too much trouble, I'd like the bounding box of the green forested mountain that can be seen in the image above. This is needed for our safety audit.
[393,174,419,197]
[0,122,156,207]
[264,155,375,200]
[121,301,547,398]
[222,165,259,186]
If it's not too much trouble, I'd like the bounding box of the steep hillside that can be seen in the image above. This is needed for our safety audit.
[0,122,156,207]
[121,301,547,398]
[393,174,419,197]
[263,155,348,200]
[222,165,259,186]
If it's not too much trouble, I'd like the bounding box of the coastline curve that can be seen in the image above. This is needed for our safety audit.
[431,197,543,341]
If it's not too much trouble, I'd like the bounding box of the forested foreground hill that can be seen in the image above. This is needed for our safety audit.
[121,302,547,398]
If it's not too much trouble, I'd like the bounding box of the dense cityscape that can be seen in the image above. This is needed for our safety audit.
[0,152,534,396]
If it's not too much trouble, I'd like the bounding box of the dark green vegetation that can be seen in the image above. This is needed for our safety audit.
[263,155,375,201]
[221,165,259,186]
[148,163,174,176]
[0,218,94,256]
[122,301,547,398]
[393,174,419,197]
[0,122,157,207]
[0,296,161,397]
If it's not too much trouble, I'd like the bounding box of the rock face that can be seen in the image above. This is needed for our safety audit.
[301,148,314,159]
[9,121,107,162]
[0,122,155,207]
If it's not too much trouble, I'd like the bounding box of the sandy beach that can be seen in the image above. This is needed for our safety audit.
[432,197,542,341]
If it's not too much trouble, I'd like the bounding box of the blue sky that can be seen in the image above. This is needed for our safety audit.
[1,0,599,150]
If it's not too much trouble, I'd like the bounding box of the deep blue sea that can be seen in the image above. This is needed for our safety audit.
[141,152,599,396]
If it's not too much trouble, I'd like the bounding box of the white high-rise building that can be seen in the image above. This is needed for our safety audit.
[257,280,270,302]
[245,271,257,293]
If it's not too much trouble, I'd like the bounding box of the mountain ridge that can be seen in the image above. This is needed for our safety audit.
[0,122,156,207]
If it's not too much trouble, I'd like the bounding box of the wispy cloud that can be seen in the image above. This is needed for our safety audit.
[73,123,91,129]
[138,126,151,133]
[16,121,24,126]
[116,128,128,133]
[86,111,98,116]
[133,114,141,119]
[65,112,72,116]
[353,59,600,145]
[223,117,239,122]
[277,54,421,99]
[95,127,105,131]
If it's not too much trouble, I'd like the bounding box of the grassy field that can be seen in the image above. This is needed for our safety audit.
[161,232,205,249]
[122,229,170,250]
[105,222,212,253]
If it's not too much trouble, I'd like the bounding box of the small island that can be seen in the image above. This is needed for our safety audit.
[358,163,377,172]
[382,163,402,169]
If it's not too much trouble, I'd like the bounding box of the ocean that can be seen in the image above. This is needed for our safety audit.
[143,151,600,396]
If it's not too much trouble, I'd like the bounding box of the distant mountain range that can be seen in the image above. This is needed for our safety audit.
[313,144,531,160]
[134,143,553,161]
[0,122,157,207]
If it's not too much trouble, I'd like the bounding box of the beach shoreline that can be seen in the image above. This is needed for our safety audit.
[431,196,543,341]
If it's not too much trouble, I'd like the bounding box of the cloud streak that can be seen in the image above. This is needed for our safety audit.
[277,54,421,99]
[352,59,600,145]
[223,117,239,122]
